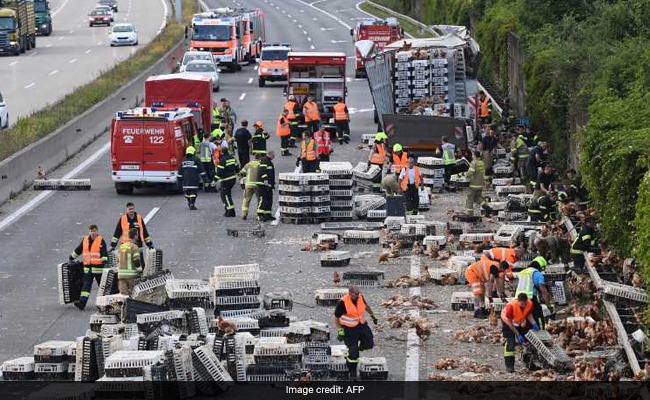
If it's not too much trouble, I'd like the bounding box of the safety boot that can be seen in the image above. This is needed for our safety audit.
[473,308,482,319]
[505,356,515,373]
[74,300,86,311]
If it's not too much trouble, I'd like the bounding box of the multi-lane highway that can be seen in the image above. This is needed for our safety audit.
[0,0,433,381]
[0,0,167,126]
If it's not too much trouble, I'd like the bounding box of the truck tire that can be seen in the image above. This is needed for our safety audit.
[374,109,379,123]
[31,36,36,49]
[258,77,265,87]
[230,61,237,72]
[19,38,25,53]
[115,183,134,195]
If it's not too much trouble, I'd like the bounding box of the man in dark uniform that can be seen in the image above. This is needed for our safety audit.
[177,146,207,210]
[216,146,239,217]
[69,224,108,310]
[256,151,276,222]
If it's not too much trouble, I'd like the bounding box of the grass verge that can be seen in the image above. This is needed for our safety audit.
[358,1,435,38]
[0,0,197,162]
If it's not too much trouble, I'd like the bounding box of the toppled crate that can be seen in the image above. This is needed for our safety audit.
[263,291,293,311]
[214,318,259,335]
[524,330,573,371]
[494,225,523,246]
[33,179,91,191]
[121,298,168,323]
[320,251,351,267]
[1,357,35,380]
[246,363,298,382]
[192,345,234,391]
[292,320,330,342]
[451,292,475,311]
[34,341,75,363]
[97,267,119,297]
[165,279,214,310]
[423,235,446,248]
[342,271,384,287]
[212,264,260,282]
[447,256,475,284]
[367,209,387,221]
[544,263,569,282]
[384,216,405,230]
[359,357,388,380]
[57,261,84,305]
[143,247,163,277]
[254,343,303,364]
[258,310,290,328]
[96,293,130,315]
[104,350,166,378]
[548,281,570,305]
[600,281,648,306]
[459,233,494,244]
[353,162,381,180]
[495,185,526,196]
[100,323,138,339]
[497,211,528,222]
[343,230,381,244]
[486,297,513,312]
[136,310,186,334]
[211,279,261,297]
[186,307,209,336]
[89,313,118,333]
[315,288,348,306]
[214,295,261,312]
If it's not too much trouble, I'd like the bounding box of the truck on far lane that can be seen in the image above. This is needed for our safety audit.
[0,0,36,55]
[33,0,52,36]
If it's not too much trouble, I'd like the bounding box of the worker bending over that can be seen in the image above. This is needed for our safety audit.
[465,258,507,319]
[571,216,599,270]
[118,228,142,296]
[398,157,422,215]
[483,246,525,281]
[501,293,539,373]
[528,191,558,222]
[69,224,108,310]
[334,286,378,379]
[515,257,554,329]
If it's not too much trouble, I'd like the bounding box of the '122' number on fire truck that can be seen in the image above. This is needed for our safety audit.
[149,136,164,144]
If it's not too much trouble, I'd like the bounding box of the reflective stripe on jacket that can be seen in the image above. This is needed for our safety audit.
[304,101,321,122]
[301,140,317,161]
[339,294,367,328]
[370,143,386,165]
[501,299,533,327]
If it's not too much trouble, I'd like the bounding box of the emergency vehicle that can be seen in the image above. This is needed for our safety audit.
[190,7,265,71]
[287,52,347,132]
[257,42,291,87]
[111,107,197,195]
[351,18,404,77]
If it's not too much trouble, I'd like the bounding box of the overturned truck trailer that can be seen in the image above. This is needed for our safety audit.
[365,26,481,154]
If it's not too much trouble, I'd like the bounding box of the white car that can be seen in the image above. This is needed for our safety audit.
[184,60,220,92]
[94,5,114,22]
[0,90,8,129]
[179,51,214,72]
[110,23,138,46]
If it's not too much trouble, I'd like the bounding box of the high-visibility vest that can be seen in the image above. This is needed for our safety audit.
[468,258,499,282]
[399,167,421,192]
[339,294,367,328]
[487,247,518,268]
[304,101,321,122]
[118,241,140,279]
[301,140,317,161]
[370,143,386,165]
[276,116,291,137]
[515,267,538,299]
[211,127,224,139]
[212,107,220,119]
[82,236,104,266]
[479,97,491,118]
[199,142,213,163]
[120,214,144,245]
[441,143,455,165]
[193,134,201,150]
[501,299,533,327]
[284,101,298,120]
[392,152,407,174]
[314,130,330,155]
[333,103,348,121]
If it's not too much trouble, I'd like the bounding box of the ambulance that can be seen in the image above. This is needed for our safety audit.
[257,42,291,87]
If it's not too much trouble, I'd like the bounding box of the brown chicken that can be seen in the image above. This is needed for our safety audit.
[333,271,341,286]
[217,316,237,335]
[427,245,439,259]
[37,166,47,180]
[422,265,431,282]
[378,252,389,264]
[488,307,498,327]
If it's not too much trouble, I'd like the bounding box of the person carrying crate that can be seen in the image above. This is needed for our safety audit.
[515,258,555,330]
[465,258,508,319]
[501,293,539,373]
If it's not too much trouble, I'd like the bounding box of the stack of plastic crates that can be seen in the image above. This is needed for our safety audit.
[320,250,351,267]
[263,291,293,311]
[343,230,381,244]
[136,310,186,335]
[418,157,444,191]
[57,261,83,305]
[1,357,35,380]
[524,330,573,372]
[94,335,123,379]
[393,50,414,111]
[121,298,168,323]
[74,336,99,381]
[97,267,119,298]
[451,292,475,311]
[384,216,405,231]
[315,288,348,306]
[33,341,75,381]
[352,162,381,193]
[292,320,330,342]
[254,343,303,365]
[359,357,388,380]
[354,194,386,219]
[329,345,349,380]
[367,209,387,222]
[342,271,384,287]
[89,313,119,333]
[303,342,331,371]
[278,173,331,224]
[185,307,209,336]
[131,270,173,306]
[309,173,332,223]
[143,247,164,277]
[494,225,523,246]
[95,293,129,315]
[165,279,214,310]
[600,281,648,307]
[315,165,354,221]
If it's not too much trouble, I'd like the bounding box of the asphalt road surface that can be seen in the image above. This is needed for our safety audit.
[0,0,168,127]
[0,0,433,382]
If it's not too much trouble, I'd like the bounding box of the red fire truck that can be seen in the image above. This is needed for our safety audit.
[287,52,347,132]
[111,107,197,195]
[351,18,404,77]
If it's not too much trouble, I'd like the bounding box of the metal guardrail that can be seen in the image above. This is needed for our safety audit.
[363,0,439,38]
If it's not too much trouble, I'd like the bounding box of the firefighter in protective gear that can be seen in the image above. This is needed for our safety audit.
[211,124,225,141]
[118,228,142,296]
[510,134,528,179]
[298,131,319,173]
[465,259,507,319]
[565,169,591,207]
[465,150,487,213]
[515,258,554,329]
[199,133,218,187]
[528,192,558,222]
[276,109,292,156]
[369,133,388,192]
[69,224,109,310]
[501,293,538,373]
[439,136,457,191]
[216,146,239,217]
[238,154,262,220]
[313,125,332,162]
[284,95,301,147]
[219,98,236,135]
[110,202,153,252]
[211,106,222,131]
[257,151,276,222]
[178,146,207,210]
[571,216,599,270]
[251,121,270,155]
[391,143,407,176]
[303,95,321,133]
[398,157,422,215]
[334,286,378,378]
[333,97,350,144]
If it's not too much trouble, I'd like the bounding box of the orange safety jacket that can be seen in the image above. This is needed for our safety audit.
[333,103,348,121]
[120,214,145,245]
[370,143,386,165]
[501,299,534,327]
[284,101,298,120]
[399,167,421,192]
[276,116,291,137]
[82,236,104,266]
[304,101,321,122]
[479,97,491,118]
[467,258,500,283]
[339,294,367,328]
[392,152,408,174]
[301,140,317,161]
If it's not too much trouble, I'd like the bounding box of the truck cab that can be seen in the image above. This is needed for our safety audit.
[0,0,36,55]
[257,43,290,87]
[33,0,51,36]
[190,15,242,71]
[351,18,403,78]
[111,107,196,195]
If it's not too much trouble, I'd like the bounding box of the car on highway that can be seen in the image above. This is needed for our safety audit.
[110,23,137,46]
[88,9,112,26]
[94,5,114,22]
[183,60,220,92]
[97,0,118,12]
[0,90,8,129]
[179,51,214,73]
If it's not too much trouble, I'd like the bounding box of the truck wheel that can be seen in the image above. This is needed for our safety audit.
[374,109,379,123]
[19,38,25,53]
[31,36,36,49]
[258,78,265,87]
[115,183,133,195]
[230,61,237,72]
[236,63,242,71]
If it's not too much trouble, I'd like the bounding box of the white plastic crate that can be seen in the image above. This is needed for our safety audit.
[278,195,312,204]
[2,357,35,372]
[222,318,259,332]
[367,209,386,220]
[259,327,290,337]
[352,163,382,180]
[493,164,515,175]
[494,225,523,246]
[165,279,213,299]
[451,292,475,311]
[219,309,263,319]
[492,177,518,186]
[214,295,261,307]
[406,215,426,224]
[212,264,261,281]
[423,235,446,247]
[104,350,165,371]
[495,185,526,196]
[400,223,427,236]
[315,233,339,245]
[330,190,354,198]
[419,166,444,177]
[90,313,119,331]
[319,162,353,174]
[428,267,458,281]
[279,206,312,215]
[192,345,234,386]
[311,205,331,214]
[33,179,91,191]
[278,172,313,184]
[95,293,129,309]
[418,157,444,166]
[486,201,507,211]
[136,310,185,324]
[486,297,513,312]
[320,251,351,267]
[497,211,528,221]
[34,362,68,373]
[329,179,353,187]
[34,341,75,359]
[384,216,405,230]
[343,230,381,243]
[331,200,354,208]
[278,184,310,193]
[600,281,648,305]
[315,288,347,306]
[210,279,260,291]
[359,357,388,380]
[524,330,573,370]
[254,343,303,356]
[459,233,494,243]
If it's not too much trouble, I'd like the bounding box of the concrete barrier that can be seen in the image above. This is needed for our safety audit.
[0,36,188,206]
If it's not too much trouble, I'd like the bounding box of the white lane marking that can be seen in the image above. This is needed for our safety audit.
[157,0,169,34]
[271,209,280,226]
[77,24,81,28]
[69,30,74,34]
[247,77,253,84]
[8,61,18,67]
[239,93,246,101]
[51,0,70,16]
[287,14,292,17]
[300,9,304,12]
[321,27,334,31]
[311,0,326,4]
[298,24,302,28]
[275,6,279,9]
[307,37,312,42]
[293,19,297,22]
[0,142,111,233]
[302,30,307,34]
[143,207,160,224]
[46,44,52,48]
[49,69,59,76]
[24,82,35,89]
[330,40,346,43]
[405,256,421,382]
[354,1,413,38]
[58,37,64,41]
[295,0,352,30]
[281,9,286,13]
[69,58,78,64]
[254,65,258,71]
[310,45,315,49]
[85,49,92,54]
[312,17,317,20]
[28,51,38,56]
[97,42,102,46]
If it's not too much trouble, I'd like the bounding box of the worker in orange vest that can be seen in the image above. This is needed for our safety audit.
[464,258,507,319]
[333,97,350,144]
[368,132,388,192]
[334,286,378,379]
[110,202,153,252]
[399,157,422,215]
[297,131,319,173]
[478,90,492,126]
[276,109,292,157]
[69,224,109,310]
[390,143,408,176]
[313,125,332,162]
[303,95,321,133]
[501,293,539,372]
[483,246,525,281]
[284,95,301,148]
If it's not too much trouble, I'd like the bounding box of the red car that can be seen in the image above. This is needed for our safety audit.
[89,9,111,27]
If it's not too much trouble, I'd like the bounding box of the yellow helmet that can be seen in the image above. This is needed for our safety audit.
[393,143,403,152]
[186,146,196,155]
[375,132,388,142]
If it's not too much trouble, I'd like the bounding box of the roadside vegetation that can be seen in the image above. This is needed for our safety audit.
[0,0,197,162]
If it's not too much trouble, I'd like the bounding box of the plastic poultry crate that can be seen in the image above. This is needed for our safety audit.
[451,292,475,311]
[263,291,293,311]
[497,211,528,222]
[104,350,165,378]
[343,230,381,244]
[278,172,313,185]
[486,297,513,312]
[600,281,648,306]
[1,357,35,380]
[319,161,353,173]
[136,310,185,325]
[212,264,261,281]
[89,313,119,333]
[359,357,388,380]
[214,295,261,312]
[57,261,83,305]
[492,164,515,175]
[459,233,494,243]
[192,346,234,389]
[34,362,69,380]
[492,177,519,186]
[400,223,427,236]
[495,184,526,197]
[212,280,261,297]
[329,179,354,188]
[423,235,447,248]
[33,178,91,191]
[143,247,164,277]
[95,293,129,315]
[494,225,523,246]
[320,251,351,267]
[97,267,119,297]
[278,195,312,205]
[525,330,573,371]
[34,341,75,363]
[185,307,209,336]
[315,288,348,306]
